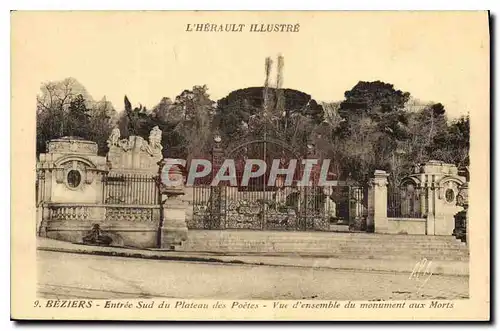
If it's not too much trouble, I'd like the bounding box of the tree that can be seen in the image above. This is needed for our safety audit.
[151,97,174,123]
[88,96,116,155]
[36,78,114,156]
[170,85,216,160]
[401,102,448,166]
[123,86,217,159]
[335,81,412,183]
[66,94,91,138]
[428,115,470,168]
[215,87,324,147]
[339,80,410,118]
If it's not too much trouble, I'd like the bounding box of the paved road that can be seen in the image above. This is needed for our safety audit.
[37,251,469,300]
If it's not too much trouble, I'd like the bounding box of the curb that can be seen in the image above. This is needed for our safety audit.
[38,246,243,265]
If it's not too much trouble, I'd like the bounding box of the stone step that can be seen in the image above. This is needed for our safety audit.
[185,238,467,249]
[182,238,467,247]
[181,242,468,252]
[181,245,469,255]
[181,246,468,255]
[186,231,464,242]
[184,234,465,240]
[183,241,467,250]
[178,248,467,255]
[180,231,468,262]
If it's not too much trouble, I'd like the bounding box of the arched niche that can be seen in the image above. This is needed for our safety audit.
[436,176,466,205]
[399,176,421,188]
[53,157,99,187]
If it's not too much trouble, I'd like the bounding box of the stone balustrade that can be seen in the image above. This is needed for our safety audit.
[41,203,162,248]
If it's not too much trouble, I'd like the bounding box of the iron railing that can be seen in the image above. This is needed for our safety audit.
[190,181,364,231]
[102,173,160,205]
[387,184,425,218]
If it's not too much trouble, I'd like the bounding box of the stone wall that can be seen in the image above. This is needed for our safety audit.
[387,217,427,235]
[44,203,161,248]
[37,130,169,249]
[371,160,467,236]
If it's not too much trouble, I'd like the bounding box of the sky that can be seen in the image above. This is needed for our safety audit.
[12,11,489,118]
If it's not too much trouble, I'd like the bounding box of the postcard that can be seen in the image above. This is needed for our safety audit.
[11,11,490,321]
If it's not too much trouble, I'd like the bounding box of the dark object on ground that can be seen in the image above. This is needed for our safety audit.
[453,210,467,243]
[82,224,113,246]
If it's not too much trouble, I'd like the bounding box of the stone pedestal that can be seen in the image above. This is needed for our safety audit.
[107,139,162,173]
[157,158,188,249]
[367,170,389,233]
[160,197,188,249]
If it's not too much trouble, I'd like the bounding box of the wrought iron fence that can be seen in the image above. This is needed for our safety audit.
[103,173,160,205]
[190,181,365,231]
[387,184,424,218]
[188,136,367,231]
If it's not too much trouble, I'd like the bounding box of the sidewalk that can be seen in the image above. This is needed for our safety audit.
[37,237,469,276]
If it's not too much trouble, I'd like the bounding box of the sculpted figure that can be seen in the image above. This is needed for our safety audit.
[323,186,337,221]
[118,137,133,151]
[149,126,163,150]
[141,126,163,155]
[107,127,121,148]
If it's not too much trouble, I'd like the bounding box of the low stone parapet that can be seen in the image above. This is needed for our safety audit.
[42,202,161,248]
[387,217,427,235]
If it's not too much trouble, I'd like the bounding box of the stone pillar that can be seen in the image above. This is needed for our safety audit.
[367,170,389,233]
[352,187,364,220]
[210,135,224,229]
[426,187,436,234]
[37,204,50,237]
[349,186,364,229]
[160,197,188,249]
[157,159,188,249]
[419,173,428,218]
[44,170,53,203]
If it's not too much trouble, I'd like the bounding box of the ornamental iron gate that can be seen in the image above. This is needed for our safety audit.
[387,183,426,218]
[189,137,366,231]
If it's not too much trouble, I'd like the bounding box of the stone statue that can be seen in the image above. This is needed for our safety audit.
[149,126,162,150]
[118,137,133,151]
[323,186,337,222]
[107,127,121,148]
[141,126,163,156]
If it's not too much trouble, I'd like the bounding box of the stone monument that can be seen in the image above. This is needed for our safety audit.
[106,126,163,174]
[36,136,109,237]
[403,160,466,235]
[37,137,108,204]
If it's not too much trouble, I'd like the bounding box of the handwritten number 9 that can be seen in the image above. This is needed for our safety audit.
[34,300,40,307]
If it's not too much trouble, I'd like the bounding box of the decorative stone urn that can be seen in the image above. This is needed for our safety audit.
[157,159,188,249]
